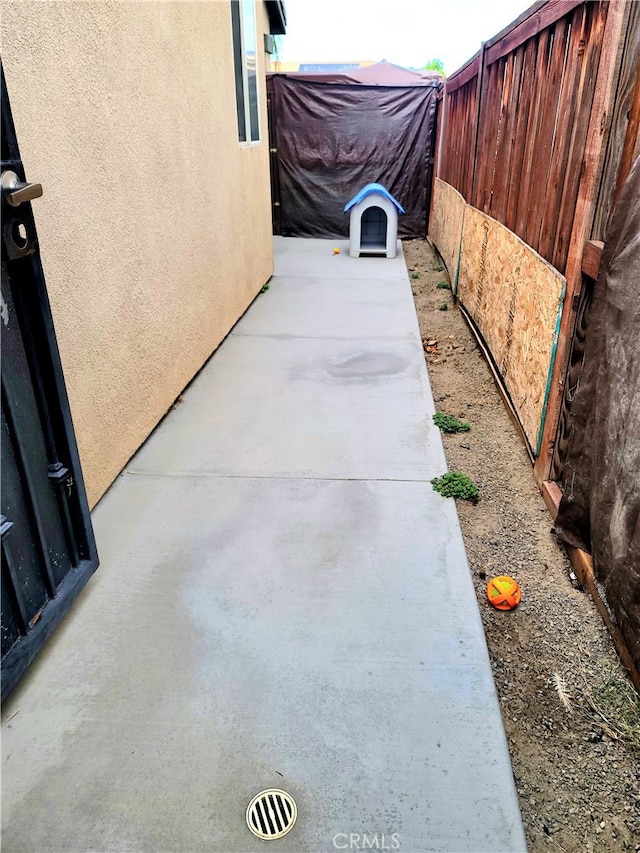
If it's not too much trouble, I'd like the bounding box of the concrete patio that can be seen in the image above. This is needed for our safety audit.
[2,238,526,852]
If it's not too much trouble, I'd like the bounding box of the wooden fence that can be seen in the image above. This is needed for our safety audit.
[431,0,640,684]
[432,0,635,482]
[437,0,609,275]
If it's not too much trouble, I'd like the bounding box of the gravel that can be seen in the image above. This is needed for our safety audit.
[405,238,640,853]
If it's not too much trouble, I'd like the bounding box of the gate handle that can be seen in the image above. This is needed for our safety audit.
[1,170,43,207]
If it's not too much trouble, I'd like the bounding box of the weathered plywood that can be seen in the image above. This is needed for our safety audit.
[429,178,466,290]
[458,206,566,451]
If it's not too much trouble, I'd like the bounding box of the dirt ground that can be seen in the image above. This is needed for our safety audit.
[404,239,640,853]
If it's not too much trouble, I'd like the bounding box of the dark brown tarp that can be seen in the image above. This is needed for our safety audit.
[556,156,640,670]
[268,72,440,239]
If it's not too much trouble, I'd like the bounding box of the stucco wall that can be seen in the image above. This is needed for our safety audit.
[2,0,274,506]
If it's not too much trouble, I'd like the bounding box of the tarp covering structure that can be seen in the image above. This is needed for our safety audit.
[277,59,442,86]
[556,157,640,671]
[267,64,441,239]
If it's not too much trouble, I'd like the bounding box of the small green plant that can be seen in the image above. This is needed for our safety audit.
[261,282,270,293]
[411,272,420,280]
[436,281,451,290]
[424,58,446,76]
[430,471,479,502]
[439,302,448,311]
[433,262,444,271]
[433,411,471,433]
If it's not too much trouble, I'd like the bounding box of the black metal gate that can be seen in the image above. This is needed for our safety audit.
[1,67,98,700]
[266,86,282,235]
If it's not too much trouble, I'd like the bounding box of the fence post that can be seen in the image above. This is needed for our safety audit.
[612,48,640,209]
[435,80,447,181]
[470,43,486,205]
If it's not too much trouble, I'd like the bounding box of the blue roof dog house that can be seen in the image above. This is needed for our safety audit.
[344,183,405,259]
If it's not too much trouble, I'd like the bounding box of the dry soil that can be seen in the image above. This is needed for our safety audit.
[405,238,640,853]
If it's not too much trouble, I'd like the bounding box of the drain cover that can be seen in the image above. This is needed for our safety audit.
[246,789,297,840]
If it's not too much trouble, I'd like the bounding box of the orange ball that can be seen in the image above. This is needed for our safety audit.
[487,575,521,610]
[333,247,340,255]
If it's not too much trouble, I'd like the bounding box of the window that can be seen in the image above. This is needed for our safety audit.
[231,0,260,143]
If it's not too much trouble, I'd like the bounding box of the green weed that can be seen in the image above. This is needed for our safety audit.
[436,281,451,290]
[431,471,479,502]
[433,411,471,433]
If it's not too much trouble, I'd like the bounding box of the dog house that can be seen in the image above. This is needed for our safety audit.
[344,183,405,258]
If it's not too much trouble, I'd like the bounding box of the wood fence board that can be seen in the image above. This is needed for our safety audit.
[485,0,584,64]
[474,59,503,211]
[484,1,545,50]
[524,16,571,252]
[446,52,481,93]
[581,239,604,278]
[514,28,550,237]
[469,43,485,201]
[592,0,640,238]
[505,38,538,231]
[439,0,612,277]
[470,63,489,206]
[429,179,466,290]
[444,76,480,201]
[486,59,507,209]
[487,52,514,218]
[615,52,640,197]
[486,12,542,65]
[464,82,476,197]
[457,206,566,450]
[552,1,608,271]
[538,4,589,261]
[442,89,455,189]
[454,86,468,195]
[492,46,525,222]
[434,96,444,180]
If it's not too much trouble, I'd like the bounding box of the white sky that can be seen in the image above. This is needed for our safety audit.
[277,0,530,75]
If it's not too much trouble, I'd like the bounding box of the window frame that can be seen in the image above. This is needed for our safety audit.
[231,0,261,146]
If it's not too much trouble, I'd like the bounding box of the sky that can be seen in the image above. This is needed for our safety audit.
[277,0,530,76]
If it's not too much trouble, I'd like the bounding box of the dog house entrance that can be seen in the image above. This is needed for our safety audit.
[360,206,387,251]
[345,183,403,259]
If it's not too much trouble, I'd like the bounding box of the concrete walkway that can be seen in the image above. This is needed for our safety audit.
[2,238,526,852]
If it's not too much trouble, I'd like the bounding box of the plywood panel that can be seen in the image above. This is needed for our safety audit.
[429,178,466,290]
[458,205,566,451]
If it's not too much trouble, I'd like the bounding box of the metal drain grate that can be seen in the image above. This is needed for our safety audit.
[246,789,297,840]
